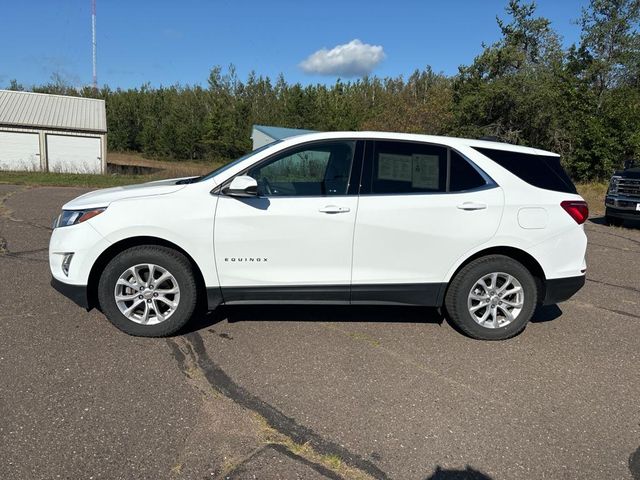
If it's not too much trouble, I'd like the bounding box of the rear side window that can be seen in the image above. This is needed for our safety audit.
[361,141,492,194]
[370,141,447,194]
[450,151,487,192]
[473,147,577,194]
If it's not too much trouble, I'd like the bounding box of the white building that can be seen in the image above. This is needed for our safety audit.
[251,124,315,150]
[0,90,107,174]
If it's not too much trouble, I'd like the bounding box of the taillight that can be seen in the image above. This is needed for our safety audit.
[561,200,589,225]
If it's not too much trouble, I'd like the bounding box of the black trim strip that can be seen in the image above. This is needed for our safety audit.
[207,286,224,310]
[51,277,90,310]
[208,283,446,308]
[221,285,350,304]
[351,283,444,305]
[543,275,585,305]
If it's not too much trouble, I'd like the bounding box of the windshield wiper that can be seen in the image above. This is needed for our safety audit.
[175,176,203,185]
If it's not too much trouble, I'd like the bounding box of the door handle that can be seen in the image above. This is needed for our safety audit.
[457,202,487,211]
[319,205,350,214]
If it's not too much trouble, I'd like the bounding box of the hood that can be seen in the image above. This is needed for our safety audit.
[62,177,193,210]
[615,167,640,179]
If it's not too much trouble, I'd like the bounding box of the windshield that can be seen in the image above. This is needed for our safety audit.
[196,140,283,183]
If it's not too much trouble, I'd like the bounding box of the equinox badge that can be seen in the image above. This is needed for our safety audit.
[224,257,268,262]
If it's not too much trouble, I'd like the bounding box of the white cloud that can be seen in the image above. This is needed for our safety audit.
[299,39,385,77]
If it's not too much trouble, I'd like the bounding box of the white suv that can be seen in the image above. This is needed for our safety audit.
[49,132,588,340]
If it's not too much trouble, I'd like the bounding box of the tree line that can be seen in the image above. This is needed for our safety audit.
[6,0,640,181]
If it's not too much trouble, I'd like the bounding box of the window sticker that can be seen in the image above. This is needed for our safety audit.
[378,153,412,182]
[412,154,439,189]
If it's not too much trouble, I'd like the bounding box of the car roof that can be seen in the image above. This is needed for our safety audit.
[278,131,559,157]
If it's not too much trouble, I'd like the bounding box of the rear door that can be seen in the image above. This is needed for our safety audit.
[214,140,363,303]
[351,140,504,304]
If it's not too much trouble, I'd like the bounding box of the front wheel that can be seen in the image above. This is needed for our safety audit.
[98,245,198,337]
[444,255,538,340]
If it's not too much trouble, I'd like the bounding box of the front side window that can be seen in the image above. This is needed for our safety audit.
[247,141,355,196]
[197,140,282,183]
[370,141,447,194]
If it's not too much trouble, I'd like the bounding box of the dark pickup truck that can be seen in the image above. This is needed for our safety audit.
[605,159,640,226]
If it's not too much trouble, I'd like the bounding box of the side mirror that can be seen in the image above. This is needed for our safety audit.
[223,175,258,197]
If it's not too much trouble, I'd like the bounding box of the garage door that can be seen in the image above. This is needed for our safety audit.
[47,135,102,174]
[0,131,41,171]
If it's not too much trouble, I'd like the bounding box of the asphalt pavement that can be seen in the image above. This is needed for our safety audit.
[1,184,639,480]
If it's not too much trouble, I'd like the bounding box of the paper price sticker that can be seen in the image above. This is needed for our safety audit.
[378,153,412,182]
[412,154,439,189]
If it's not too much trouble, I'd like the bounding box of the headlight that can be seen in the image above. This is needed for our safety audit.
[608,175,621,195]
[54,207,106,228]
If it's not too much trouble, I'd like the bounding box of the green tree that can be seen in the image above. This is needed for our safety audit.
[454,0,565,148]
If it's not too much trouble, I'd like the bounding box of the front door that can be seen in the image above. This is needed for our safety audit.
[214,140,363,303]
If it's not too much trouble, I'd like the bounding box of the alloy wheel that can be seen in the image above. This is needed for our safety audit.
[114,263,180,325]
[467,272,524,329]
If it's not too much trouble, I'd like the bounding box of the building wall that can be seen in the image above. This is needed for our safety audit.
[0,126,106,174]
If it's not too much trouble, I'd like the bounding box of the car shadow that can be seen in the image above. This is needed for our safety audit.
[589,216,608,226]
[423,465,493,479]
[589,215,640,229]
[178,304,446,335]
[531,304,563,323]
[178,302,565,336]
[630,446,640,480]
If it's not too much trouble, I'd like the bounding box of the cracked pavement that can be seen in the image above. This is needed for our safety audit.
[0,185,639,479]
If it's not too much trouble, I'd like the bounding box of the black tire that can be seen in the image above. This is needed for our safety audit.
[98,245,198,337]
[444,255,538,340]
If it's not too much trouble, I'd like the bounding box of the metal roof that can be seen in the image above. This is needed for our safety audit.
[0,90,107,133]
[253,124,316,140]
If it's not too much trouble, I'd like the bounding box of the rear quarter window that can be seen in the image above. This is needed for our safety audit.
[449,151,488,192]
[473,147,577,194]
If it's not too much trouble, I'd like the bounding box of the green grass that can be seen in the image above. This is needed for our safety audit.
[0,171,155,188]
[576,182,608,216]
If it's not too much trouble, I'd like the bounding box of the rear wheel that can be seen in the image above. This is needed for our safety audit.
[98,245,197,337]
[445,255,537,340]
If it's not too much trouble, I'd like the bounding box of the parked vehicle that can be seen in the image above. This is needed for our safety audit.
[605,158,640,226]
[50,132,588,340]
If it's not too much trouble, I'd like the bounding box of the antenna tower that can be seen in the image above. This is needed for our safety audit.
[92,0,97,89]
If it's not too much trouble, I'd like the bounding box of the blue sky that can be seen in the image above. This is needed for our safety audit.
[0,0,589,89]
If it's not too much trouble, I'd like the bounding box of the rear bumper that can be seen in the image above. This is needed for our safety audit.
[543,275,585,305]
[51,277,90,310]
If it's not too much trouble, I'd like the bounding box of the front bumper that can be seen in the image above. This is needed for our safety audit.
[49,221,110,285]
[51,277,90,310]
[543,275,585,305]
[605,206,640,221]
[605,196,640,219]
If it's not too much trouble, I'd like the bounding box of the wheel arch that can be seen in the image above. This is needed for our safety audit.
[441,246,546,305]
[87,236,207,311]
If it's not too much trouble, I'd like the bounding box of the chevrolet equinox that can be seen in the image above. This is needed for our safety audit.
[50,132,588,340]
